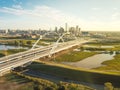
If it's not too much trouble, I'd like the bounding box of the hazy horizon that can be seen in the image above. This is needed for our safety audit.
[0,0,120,31]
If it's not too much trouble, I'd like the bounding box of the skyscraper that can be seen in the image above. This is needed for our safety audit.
[65,23,68,32]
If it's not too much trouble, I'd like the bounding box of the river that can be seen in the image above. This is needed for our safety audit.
[0,45,28,50]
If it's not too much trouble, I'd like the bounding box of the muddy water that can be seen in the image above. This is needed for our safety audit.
[64,53,115,69]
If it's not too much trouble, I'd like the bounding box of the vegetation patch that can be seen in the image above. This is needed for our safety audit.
[10,72,94,90]
[54,51,97,62]
[95,54,120,71]
[0,73,31,90]
[27,61,120,87]
[0,49,26,57]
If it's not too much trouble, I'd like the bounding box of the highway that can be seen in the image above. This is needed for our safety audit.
[0,39,88,76]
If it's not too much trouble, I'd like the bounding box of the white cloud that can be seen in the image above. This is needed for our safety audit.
[0,6,64,20]
[0,5,77,29]
[113,7,118,10]
[91,7,101,10]
[13,0,17,2]
[12,5,23,9]
[0,5,81,23]
[112,12,120,19]
[0,5,120,31]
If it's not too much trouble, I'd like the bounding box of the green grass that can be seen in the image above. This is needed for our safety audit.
[0,38,54,47]
[5,73,30,84]
[7,49,26,54]
[87,41,120,46]
[2,72,94,90]
[81,47,109,51]
[82,43,120,51]
[15,72,94,90]
[54,51,97,62]
[112,46,120,51]
[16,83,34,90]
[95,54,120,71]
[0,73,33,90]
[0,49,26,57]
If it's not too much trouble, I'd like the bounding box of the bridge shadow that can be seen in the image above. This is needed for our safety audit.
[5,73,31,84]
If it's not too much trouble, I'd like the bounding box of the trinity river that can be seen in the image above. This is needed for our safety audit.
[0,45,28,50]
[63,53,115,69]
[0,44,117,89]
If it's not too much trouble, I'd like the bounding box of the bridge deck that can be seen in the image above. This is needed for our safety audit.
[0,40,88,76]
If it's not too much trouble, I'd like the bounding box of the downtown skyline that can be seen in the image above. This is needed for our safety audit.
[0,0,120,31]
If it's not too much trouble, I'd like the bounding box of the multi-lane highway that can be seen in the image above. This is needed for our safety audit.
[0,40,88,76]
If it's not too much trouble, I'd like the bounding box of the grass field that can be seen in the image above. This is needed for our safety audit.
[0,73,32,90]
[0,38,55,47]
[95,54,120,71]
[0,49,26,57]
[54,51,97,62]
[85,40,120,51]
[0,72,94,90]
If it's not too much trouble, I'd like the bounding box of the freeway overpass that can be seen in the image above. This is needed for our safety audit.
[0,39,89,76]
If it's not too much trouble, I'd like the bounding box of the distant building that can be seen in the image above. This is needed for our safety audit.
[58,27,64,35]
[69,25,81,36]
[69,27,75,34]
[81,31,89,36]
[0,29,10,34]
[91,33,106,38]
[31,34,37,39]
[65,23,68,32]
[54,27,58,33]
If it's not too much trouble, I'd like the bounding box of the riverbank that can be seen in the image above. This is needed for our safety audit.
[94,54,120,71]
[0,72,94,90]
[0,38,55,47]
[0,49,26,57]
[64,53,115,69]
[80,42,120,72]
[52,50,97,62]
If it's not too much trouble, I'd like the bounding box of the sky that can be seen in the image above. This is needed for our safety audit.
[0,0,120,31]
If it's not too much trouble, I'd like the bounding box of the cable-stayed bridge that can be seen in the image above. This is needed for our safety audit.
[0,33,89,76]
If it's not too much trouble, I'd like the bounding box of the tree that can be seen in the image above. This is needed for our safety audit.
[45,87,55,90]
[33,82,39,90]
[38,85,43,90]
[19,40,24,46]
[104,82,114,90]
[58,86,65,90]
[26,40,32,45]
[14,40,19,46]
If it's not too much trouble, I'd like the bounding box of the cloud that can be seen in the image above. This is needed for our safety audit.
[112,12,120,19]
[12,5,23,9]
[13,0,17,2]
[0,5,81,23]
[0,6,40,16]
[91,7,101,10]
[113,7,118,10]
[0,5,80,29]
[0,7,25,15]
[1,5,119,31]
[0,5,107,30]
[33,6,67,21]
[0,5,66,20]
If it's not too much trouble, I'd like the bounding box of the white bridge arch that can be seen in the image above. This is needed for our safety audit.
[0,32,88,76]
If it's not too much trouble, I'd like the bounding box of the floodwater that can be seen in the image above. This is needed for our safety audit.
[0,45,28,50]
[63,53,115,69]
